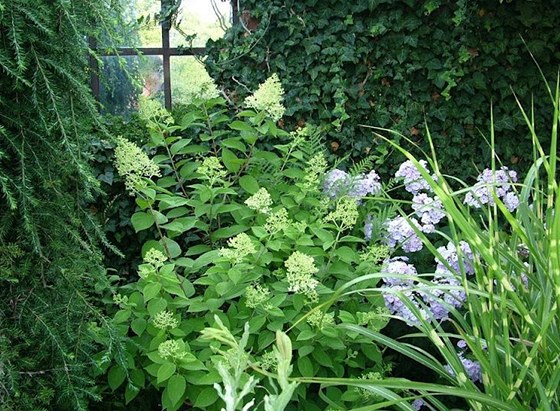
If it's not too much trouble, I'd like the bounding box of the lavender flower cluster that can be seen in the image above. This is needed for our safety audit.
[384,160,445,251]
[323,169,382,200]
[443,340,482,383]
[381,240,474,325]
[464,166,519,211]
[395,160,436,195]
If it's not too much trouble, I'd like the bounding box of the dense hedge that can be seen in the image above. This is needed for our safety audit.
[206,0,560,180]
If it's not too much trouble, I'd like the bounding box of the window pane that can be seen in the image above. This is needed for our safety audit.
[100,0,162,48]
[99,56,164,116]
[171,0,232,48]
[171,56,218,106]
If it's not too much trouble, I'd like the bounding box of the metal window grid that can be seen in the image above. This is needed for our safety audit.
[90,0,238,110]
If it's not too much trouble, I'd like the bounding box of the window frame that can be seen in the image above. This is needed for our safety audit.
[90,0,238,110]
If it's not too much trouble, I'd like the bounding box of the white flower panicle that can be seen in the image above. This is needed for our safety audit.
[303,153,329,189]
[174,60,220,105]
[153,310,179,330]
[264,208,290,233]
[306,311,335,329]
[219,233,256,263]
[324,196,359,230]
[198,156,227,181]
[245,283,271,308]
[114,137,161,194]
[138,97,173,125]
[284,251,319,300]
[244,73,286,121]
[158,340,186,360]
[143,248,167,268]
[244,188,273,214]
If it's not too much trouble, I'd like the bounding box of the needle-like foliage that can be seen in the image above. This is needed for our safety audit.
[0,1,126,409]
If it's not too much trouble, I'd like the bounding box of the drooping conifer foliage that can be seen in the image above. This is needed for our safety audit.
[0,1,125,409]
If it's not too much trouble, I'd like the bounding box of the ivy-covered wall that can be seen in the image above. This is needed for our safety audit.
[206,0,559,179]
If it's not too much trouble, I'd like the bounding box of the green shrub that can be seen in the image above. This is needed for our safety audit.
[101,80,398,409]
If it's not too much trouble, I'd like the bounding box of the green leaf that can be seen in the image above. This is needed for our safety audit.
[229,120,255,132]
[131,212,155,232]
[221,137,246,151]
[239,175,260,194]
[297,356,314,377]
[194,387,219,408]
[147,298,167,316]
[159,196,190,210]
[298,345,315,357]
[114,309,131,324]
[311,227,335,245]
[108,365,126,391]
[335,246,358,263]
[296,329,316,341]
[160,237,181,258]
[212,225,248,240]
[157,362,177,384]
[222,148,242,173]
[143,282,162,302]
[170,139,192,155]
[192,250,221,271]
[166,374,187,406]
[131,318,147,335]
[125,383,140,404]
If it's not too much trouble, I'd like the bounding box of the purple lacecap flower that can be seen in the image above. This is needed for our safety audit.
[324,169,382,200]
[324,169,350,198]
[395,160,435,195]
[444,356,482,383]
[382,258,418,286]
[382,285,428,326]
[464,167,519,211]
[364,215,373,241]
[435,241,475,275]
[412,193,446,229]
[430,275,467,319]
[457,339,468,349]
[412,399,426,410]
[385,216,424,253]
[503,191,520,212]
[349,170,382,198]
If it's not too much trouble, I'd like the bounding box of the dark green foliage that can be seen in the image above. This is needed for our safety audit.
[0,1,126,409]
[206,0,560,180]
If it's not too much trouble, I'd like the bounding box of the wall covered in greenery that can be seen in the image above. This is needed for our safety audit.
[206,0,560,179]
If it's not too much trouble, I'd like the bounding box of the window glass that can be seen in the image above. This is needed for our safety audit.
[171,56,217,105]
[99,56,164,116]
[100,0,161,48]
[171,0,232,48]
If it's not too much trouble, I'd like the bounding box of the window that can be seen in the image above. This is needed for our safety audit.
[91,0,237,113]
